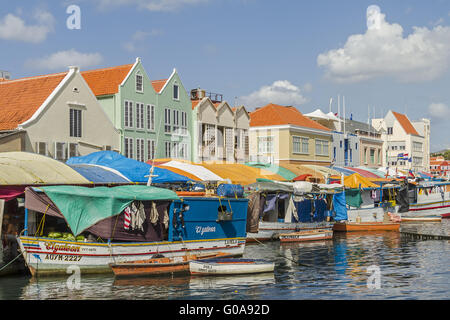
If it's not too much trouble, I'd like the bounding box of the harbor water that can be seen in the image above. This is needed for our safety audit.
[0,220,448,300]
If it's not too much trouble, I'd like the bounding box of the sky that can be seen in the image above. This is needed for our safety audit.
[1,0,449,152]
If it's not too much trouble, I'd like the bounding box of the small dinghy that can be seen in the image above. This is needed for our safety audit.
[189,258,274,276]
[279,228,333,242]
[110,252,230,278]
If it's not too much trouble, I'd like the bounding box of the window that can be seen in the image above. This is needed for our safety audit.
[136,103,144,129]
[136,73,143,92]
[340,141,342,148]
[124,101,133,128]
[370,149,375,164]
[124,137,133,159]
[378,150,381,164]
[165,141,171,158]
[164,108,171,133]
[173,109,179,134]
[36,142,47,156]
[257,136,274,154]
[147,105,155,131]
[179,143,188,159]
[135,138,144,162]
[54,142,67,161]
[293,136,309,154]
[69,108,82,137]
[173,84,179,100]
[315,139,329,156]
[68,143,78,158]
[172,142,178,158]
[413,142,423,152]
[181,111,187,135]
[147,139,155,160]
[387,127,393,135]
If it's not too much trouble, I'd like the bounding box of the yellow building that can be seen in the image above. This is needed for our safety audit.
[249,103,333,166]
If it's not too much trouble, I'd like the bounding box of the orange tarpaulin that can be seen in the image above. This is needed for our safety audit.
[343,173,378,189]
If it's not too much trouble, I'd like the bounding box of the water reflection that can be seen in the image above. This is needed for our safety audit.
[6,221,450,300]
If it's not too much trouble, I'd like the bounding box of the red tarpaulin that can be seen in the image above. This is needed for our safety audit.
[0,186,25,201]
[293,174,312,181]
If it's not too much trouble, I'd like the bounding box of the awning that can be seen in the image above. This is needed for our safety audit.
[68,164,131,184]
[343,173,379,189]
[157,160,223,181]
[344,167,379,178]
[245,162,297,180]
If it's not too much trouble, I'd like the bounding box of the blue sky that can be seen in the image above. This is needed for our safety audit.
[1,0,449,151]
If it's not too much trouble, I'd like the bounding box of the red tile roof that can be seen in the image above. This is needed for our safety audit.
[191,100,201,110]
[151,79,168,93]
[0,72,67,130]
[81,64,134,96]
[392,111,420,136]
[250,103,331,131]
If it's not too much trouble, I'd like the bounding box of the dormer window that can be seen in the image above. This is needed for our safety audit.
[173,84,179,100]
[136,73,143,92]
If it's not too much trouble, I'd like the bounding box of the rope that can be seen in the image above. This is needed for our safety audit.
[247,235,312,267]
[35,204,50,237]
[0,252,22,273]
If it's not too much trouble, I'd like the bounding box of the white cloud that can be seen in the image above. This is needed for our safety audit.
[238,80,309,110]
[317,12,450,83]
[0,10,55,43]
[94,0,208,12]
[25,49,103,70]
[428,103,450,123]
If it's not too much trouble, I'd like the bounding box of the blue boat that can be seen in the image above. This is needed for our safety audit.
[16,185,248,276]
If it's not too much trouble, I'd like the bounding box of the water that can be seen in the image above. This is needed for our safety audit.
[0,220,449,300]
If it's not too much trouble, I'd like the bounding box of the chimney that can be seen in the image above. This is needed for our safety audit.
[0,70,11,81]
[190,88,206,100]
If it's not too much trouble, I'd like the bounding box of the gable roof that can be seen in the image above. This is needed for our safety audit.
[81,64,134,96]
[391,111,420,136]
[250,103,331,131]
[0,72,68,130]
[151,79,168,93]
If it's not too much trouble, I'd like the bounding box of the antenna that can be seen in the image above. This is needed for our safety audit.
[338,95,341,132]
[343,96,346,135]
[329,98,333,113]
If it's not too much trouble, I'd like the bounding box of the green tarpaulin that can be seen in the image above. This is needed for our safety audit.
[345,188,363,208]
[39,185,179,236]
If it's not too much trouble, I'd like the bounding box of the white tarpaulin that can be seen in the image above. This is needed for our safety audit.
[162,160,224,181]
[0,152,89,185]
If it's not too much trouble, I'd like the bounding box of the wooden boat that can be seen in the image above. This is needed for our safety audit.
[333,221,400,232]
[110,252,230,278]
[401,216,442,222]
[279,228,333,242]
[189,258,274,276]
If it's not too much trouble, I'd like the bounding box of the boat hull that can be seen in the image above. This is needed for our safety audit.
[246,221,332,242]
[404,201,450,219]
[333,222,400,232]
[17,236,246,276]
[279,229,333,242]
[189,259,274,275]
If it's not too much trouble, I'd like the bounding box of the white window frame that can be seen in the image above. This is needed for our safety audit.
[147,104,155,131]
[124,100,133,128]
[173,84,179,100]
[136,102,144,129]
[164,108,171,133]
[147,139,155,160]
[136,138,145,162]
[68,143,79,159]
[124,137,134,159]
[257,136,274,154]
[292,135,309,154]
[54,142,67,161]
[315,139,329,156]
[136,72,143,93]
[165,141,171,158]
[69,108,82,138]
[36,142,47,156]
[172,109,180,135]
[181,111,187,135]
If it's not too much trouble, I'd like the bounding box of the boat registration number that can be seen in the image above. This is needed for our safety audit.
[44,254,82,262]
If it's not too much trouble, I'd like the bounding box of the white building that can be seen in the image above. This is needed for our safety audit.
[372,110,428,172]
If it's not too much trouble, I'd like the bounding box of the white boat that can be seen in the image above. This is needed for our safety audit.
[189,258,274,275]
[279,228,333,242]
[402,181,450,219]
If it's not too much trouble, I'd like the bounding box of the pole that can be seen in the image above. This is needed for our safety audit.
[24,208,28,236]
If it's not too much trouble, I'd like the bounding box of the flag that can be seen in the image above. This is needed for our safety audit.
[408,170,415,178]
[397,153,404,158]
[408,157,412,162]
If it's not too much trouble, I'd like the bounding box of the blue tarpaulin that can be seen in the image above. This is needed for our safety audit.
[294,199,328,222]
[333,191,348,221]
[67,151,191,183]
[68,164,130,184]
